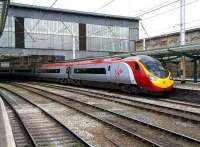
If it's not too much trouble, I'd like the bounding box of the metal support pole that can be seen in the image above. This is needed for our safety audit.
[143,38,146,50]
[72,36,76,59]
[141,22,148,51]
[180,0,185,46]
[198,60,200,82]
[72,25,76,59]
[176,63,179,77]
[194,60,197,83]
[180,0,186,83]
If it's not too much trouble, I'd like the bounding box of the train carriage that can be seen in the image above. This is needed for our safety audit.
[35,65,68,83]
[35,55,174,94]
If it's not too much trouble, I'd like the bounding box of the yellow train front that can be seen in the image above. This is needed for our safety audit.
[131,55,174,93]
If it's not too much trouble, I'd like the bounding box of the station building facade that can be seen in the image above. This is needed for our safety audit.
[0,3,139,60]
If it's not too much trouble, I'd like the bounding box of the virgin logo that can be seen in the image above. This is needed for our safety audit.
[115,67,123,78]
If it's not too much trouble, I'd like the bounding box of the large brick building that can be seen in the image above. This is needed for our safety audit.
[136,28,200,51]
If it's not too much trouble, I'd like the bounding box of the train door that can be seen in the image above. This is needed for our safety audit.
[66,67,71,83]
[133,62,141,85]
[107,65,111,81]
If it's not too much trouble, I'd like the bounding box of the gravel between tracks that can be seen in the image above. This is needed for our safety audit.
[0,88,87,147]
[34,82,200,114]
[21,83,200,141]
[0,83,152,147]
[7,83,200,146]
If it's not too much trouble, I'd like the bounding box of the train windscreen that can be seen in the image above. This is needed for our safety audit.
[139,55,169,78]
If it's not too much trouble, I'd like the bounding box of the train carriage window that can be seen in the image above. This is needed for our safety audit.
[139,55,169,78]
[135,63,140,70]
[37,69,60,73]
[74,68,106,74]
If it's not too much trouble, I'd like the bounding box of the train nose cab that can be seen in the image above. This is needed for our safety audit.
[138,55,174,92]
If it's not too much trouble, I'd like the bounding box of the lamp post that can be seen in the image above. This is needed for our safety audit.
[180,0,186,83]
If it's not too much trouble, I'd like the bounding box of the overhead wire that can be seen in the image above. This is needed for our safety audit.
[18,0,60,43]
[29,0,59,33]
[143,18,200,35]
[93,0,180,40]
[94,0,116,12]
[136,0,175,39]
[140,22,149,38]
[92,0,193,39]
[131,0,171,16]
[11,0,199,48]
[49,0,59,8]
[29,0,116,40]
[141,22,200,39]
[31,0,37,6]
[95,0,126,40]
[26,0,118,49]
[132,0,180,40]
[140,0,200,38]
[135,0,180,17]
[156,25,200,37]
[142,0,200,20]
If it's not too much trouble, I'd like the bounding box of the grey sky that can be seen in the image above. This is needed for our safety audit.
[11,0,200,39]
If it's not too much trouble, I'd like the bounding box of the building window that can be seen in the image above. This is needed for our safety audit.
[24,18,79,50]
[0,16,15,48]
[86,24,129,52]
[38,69,60,73]
[74,68,106,74]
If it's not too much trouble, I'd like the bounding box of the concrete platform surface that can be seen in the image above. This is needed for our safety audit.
[0,96,16,147]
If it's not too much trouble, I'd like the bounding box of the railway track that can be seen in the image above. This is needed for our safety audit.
[0,87,91,147]
[27,82,200,121]
[4,82,200,147]
[0,83,156,147]
[25,81,200,107]
[159,99,200,109]
[169,87,200,104]
[28,81,200,109]
[3,101,35,147]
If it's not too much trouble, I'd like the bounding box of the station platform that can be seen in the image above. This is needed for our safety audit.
[174,81,200,91]
[0,96,16,147]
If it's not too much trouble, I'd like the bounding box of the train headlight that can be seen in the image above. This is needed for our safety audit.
[169,76,173,80]
[148,75,157,81]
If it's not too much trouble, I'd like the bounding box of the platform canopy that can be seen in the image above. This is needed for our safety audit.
[0,0,9,36]
[136,44,200,62]
[136,44,200,82]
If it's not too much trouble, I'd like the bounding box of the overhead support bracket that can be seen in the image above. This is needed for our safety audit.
[0,0,10,36]
[167,49,194,59]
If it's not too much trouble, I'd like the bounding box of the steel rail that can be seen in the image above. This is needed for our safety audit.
[3,102,34,147]
[7,83,163,147]
[13,83,200,146]
[27,82,200,123]
[159,99,200,108]
[0,90,38,147]
[0,86,92,147]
